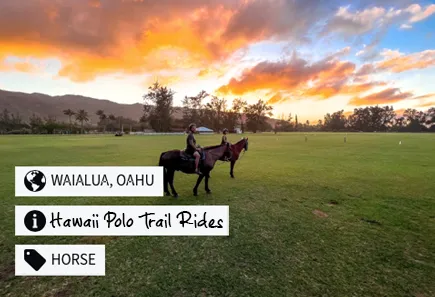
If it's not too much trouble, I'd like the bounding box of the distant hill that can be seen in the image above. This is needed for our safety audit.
[0,89,185,124]
[0,89,277,127]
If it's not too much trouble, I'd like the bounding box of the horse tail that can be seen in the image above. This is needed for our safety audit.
[158,152,167,178]
[158,152,165,166]
[158,152,168,194]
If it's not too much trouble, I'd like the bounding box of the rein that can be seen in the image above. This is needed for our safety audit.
[204,145,230,162]
[233,138,247,162]
[217,139,247,165]
[203,138,247,166]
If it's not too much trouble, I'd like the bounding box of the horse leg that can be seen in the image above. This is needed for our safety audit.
[163,167,170,196]
[193,174,204,196]
[230,160,236,178]
[205,173,211,194]
[167,169,178,198]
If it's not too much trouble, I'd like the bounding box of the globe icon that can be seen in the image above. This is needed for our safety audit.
[24,170,46,192]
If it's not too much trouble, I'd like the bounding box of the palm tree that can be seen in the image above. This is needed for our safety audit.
[96,110,107,133]
[63,109,75,133]
[75,109,89,134]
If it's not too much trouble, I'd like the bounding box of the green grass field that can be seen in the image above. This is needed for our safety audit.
[1,132,434,297]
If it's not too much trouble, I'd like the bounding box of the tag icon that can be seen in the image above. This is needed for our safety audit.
[24,249,46,271]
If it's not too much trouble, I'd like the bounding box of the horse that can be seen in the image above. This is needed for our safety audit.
[219,137,249,178]
[158,142,232,198]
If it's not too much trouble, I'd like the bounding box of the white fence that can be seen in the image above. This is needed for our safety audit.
[129,132,186,135]
[129,132,216,135]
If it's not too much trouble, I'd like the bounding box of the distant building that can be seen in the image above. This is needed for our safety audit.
[196,126,214,134]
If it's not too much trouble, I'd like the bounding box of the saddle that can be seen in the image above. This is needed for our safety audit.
[180,149,205,161]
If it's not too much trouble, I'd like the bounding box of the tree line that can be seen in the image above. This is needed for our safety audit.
[1,81,434,134]
[274,107,434,133]
[140,81,274,133]
[139,81,435,133]
[0,108,146,134]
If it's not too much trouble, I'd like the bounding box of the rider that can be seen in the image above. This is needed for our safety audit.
[221,128,229,144]
[186,123,202,175]
[221,128,232,160]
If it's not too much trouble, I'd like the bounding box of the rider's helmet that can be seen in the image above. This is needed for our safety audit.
[223,128,228,133]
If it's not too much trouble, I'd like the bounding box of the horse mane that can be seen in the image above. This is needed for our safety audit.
[234,138,246,144]
[203,143,226,150]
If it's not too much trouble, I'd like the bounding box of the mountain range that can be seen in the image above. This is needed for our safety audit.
[0,89,281,127]
[0,89,184,124]
[0,89,282,126]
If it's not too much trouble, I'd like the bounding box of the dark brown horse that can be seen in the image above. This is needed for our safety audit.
[158,143,232,198]
[219,137,249,178]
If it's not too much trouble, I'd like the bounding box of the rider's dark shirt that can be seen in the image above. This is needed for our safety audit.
[221,135,227,144]
[186,132,196,154]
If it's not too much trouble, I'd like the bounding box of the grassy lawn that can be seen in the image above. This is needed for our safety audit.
[1,132,434,297]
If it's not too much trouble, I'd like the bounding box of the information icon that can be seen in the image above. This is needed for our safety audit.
[24,210,46,232]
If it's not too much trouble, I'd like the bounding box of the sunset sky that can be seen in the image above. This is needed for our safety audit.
[0,0,434,122]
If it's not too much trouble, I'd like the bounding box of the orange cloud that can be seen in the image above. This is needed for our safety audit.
[417,101,435,108]
[216,48,390,103]
[348,88,414,106]
[303,81,387,99]
[413,93,435,100]
[354,63,376,78]
[197,65,229,79]
[266,93,293,104]
[13,62,37,73]
[197,69,210,77]
[217,45,435,106]
[267,93,284,104]
[353,49,435,77]
[0,60,38,73]
[0,0,340,82]
[376,50,435,73]
[0,0,240,82]
[217,49,356,97]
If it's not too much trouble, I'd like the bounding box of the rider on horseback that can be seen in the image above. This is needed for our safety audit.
[186,123,202,175]
[221,128,232,161]
[221,128,228,145]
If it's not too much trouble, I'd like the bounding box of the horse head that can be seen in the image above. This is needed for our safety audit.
[237,137,248,152]
[243,137,249,152]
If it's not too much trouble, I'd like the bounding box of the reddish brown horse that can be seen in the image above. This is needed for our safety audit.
[158,143,231,198]
[219,137,249,178]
